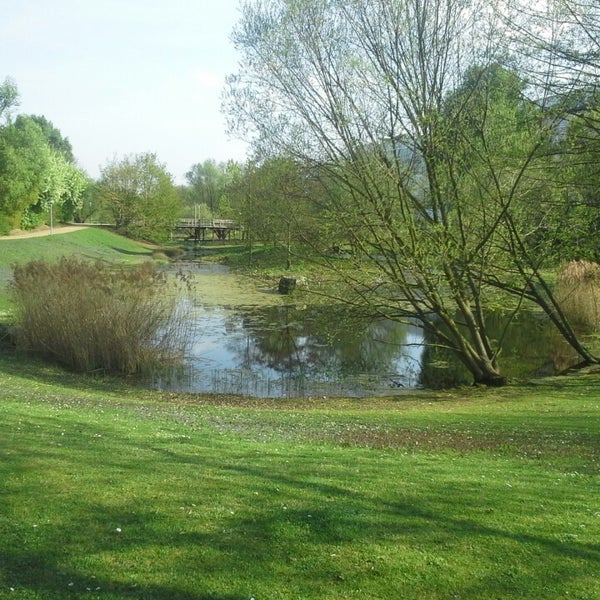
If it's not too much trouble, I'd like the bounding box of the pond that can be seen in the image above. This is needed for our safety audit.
[152,263,580,398]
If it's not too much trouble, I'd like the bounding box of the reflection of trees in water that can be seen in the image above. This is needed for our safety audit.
[218,305,575,390]
[419,310,575,388]
[225,304,412,380]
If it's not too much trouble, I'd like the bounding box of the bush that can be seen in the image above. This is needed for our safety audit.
[11,258,188,374]
[555,260,600,331]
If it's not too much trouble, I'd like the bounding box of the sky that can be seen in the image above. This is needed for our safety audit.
[0,0,248,184]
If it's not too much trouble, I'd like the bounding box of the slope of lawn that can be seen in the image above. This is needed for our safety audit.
[0,227,154,269]
[0,227,155,316]
[0,351,598,599]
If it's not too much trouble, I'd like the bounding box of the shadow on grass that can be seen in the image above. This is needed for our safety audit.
[110,246,154,257]
[0,406,599,599]
[0,549,244,600]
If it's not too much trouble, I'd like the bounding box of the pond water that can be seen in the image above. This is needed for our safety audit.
[152,263,580,398]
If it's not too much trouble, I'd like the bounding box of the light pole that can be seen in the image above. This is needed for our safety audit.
[49,200,54,234]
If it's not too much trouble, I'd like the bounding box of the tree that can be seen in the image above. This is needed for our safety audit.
[35,150,88,224]
[98,153,183,242]
[226,0,598,385]
[4,116,88,230]
[73,180,103,223]
[0,81,87,231]
[0,115,51,233]
[502,0,600,90]
[0,77,19,123]
[21,114,75,163]
[185,159,228,215]
[232,157,321,268]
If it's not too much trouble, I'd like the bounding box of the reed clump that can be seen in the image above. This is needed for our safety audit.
[555,260,600,331]
[11,258,188,374]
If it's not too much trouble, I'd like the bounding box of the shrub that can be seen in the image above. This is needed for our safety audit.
[11,258,188,374]
[555,260,600,331]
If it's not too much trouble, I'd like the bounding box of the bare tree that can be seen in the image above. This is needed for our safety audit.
[225,0,598,385]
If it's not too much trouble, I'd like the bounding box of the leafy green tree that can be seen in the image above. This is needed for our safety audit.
[9,117,88,229]
[0,116,51,233]
[19,114,75,163]
[552,98,600,261]
[233,157,320,268]
[99,153,183,242]
[0,81,87,231]
[185,159,228,215]
[0,77,19,123]
[226,0,598,385]
[37,150,89,224]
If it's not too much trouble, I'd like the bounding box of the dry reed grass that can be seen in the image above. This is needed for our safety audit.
[555,260,600,331]
[11,258,188,374]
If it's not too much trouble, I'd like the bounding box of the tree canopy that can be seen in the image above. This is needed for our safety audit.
[225,0,599,384]
[98,152,183,242]
[0,79,88,233]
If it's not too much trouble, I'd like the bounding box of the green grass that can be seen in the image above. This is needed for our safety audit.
[0,351,598,599]
[0,228,154,270]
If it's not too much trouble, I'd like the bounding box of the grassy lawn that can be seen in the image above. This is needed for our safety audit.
[0,227,156,269]
[0,352,598,599]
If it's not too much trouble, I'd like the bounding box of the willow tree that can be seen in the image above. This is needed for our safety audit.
[225,0,597,385]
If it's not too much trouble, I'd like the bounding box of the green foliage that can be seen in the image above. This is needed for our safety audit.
[16,114,75,162]
[0,115,51,228]
[182,159,243,220]
[550,98,600,261]
[229,157,324,268]
[0,96,87,231]
[226,1,600,381]
[0,77,19,122]
[185,159,226,214]
[99,153,183,242]
[11,258,187,374]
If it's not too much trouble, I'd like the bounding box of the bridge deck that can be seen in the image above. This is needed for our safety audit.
[174,219,240,241]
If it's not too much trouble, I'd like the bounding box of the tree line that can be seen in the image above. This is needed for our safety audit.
[0,78,87,234]
[0,80,241,242]
[3,0,600,386]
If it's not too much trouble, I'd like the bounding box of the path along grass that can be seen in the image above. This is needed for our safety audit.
[0,352,598,599]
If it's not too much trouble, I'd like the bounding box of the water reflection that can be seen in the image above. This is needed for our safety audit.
[153,298,576,398]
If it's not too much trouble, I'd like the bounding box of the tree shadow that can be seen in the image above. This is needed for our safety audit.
[1,377,599,598]
[110,246,154,256]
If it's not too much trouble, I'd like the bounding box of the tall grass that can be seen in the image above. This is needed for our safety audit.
[555,259,600,331]
[11,258,188,374]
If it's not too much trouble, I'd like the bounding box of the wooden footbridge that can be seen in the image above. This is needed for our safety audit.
[174,218,241,241]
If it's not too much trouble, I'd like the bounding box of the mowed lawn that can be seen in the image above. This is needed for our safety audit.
[0,353,598,600]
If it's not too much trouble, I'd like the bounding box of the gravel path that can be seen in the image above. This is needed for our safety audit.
[0,224,90,240]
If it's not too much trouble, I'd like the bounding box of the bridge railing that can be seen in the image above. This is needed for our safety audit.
[177,219,239,229]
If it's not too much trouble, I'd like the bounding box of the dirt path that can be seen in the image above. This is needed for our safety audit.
[0,224,90,240]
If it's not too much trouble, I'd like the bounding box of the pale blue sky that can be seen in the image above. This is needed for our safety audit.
[0,0,248,183]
